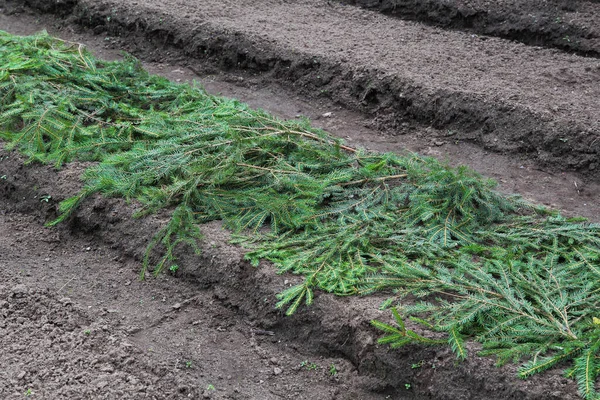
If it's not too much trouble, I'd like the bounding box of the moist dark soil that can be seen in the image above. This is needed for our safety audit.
[338,0,600,56]
[0,0,598,399]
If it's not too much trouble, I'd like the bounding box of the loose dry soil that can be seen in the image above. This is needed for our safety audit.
[0,0,599,399]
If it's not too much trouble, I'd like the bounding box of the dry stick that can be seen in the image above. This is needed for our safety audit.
[340,174,407,187]
[287,129,358,154]
[232,114,359,154]
[236,162,299,175]
[57,276,76,293]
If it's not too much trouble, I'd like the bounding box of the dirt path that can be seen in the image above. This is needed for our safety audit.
[0,1,598,399]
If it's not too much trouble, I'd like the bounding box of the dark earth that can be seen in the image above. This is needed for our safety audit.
[0,0,599,398]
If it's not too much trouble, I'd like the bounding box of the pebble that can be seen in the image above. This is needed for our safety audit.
[11,284,27,296]
[172,303,182,310]
[126,326,141,334]
[60,297,72,306]
[273,367,282,376]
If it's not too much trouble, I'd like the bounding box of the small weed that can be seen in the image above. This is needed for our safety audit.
[329,363,338,376]
[405,383,411,390]
[206,384,215,391]
[411,360,424,369]
[300,360,319,371]
[40,194,51,203]
[185,360,193,368]
[169,264,179,273]
[83,329,91,335]
[24,388,33,396]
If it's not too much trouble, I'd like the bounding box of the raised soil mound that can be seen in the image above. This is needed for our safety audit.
[338,0,600,56]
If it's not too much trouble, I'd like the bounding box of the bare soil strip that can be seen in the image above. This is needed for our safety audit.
[337,0,600,57]
[10,0,600,179]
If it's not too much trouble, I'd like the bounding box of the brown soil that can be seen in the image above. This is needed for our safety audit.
[0,0,599,399]
[338,0,600,56]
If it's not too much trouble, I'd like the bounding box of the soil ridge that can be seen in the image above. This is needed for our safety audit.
[337,0,600,57]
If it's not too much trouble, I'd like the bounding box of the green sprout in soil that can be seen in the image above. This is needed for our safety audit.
[2,30,600,399]
[329,363,338,376]
[300,361,319,371]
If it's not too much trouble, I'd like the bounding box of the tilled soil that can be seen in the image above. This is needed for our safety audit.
[0,0,599,399]
[0,146,579,400]
[338,0,600,56]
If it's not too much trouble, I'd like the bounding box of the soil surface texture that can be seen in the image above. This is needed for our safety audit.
[1,0,599,399]
[338,0,600,56]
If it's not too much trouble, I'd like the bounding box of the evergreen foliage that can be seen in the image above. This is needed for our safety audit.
[2,30,600,398]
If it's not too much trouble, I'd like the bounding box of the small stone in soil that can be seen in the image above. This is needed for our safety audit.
[11,284,27,296]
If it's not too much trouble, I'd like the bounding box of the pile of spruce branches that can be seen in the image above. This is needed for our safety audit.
[1,31,599,398]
